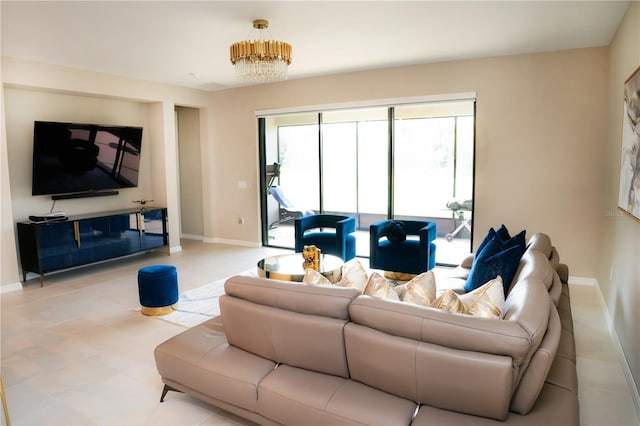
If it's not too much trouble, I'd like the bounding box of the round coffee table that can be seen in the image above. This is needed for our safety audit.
[257,253,343,283]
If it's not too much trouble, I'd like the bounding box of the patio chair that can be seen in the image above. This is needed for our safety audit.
[369,219,437,274]
[294,214,357,261]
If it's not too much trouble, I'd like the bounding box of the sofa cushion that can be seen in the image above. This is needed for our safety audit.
[257,365,417,426]
[465,229,526,294]
[154,317,276,412]
[461,276,505,318]
[394,270,436,306]
[527,233,553,258]
[381,220,407,243]
[344,322,513,420]
[220,295,351,378]
[224,274,361,320]
[511,249,555,294]
[432,289,467,313]
[476,224,523,253]
[303,259,369,291]
[363,272,400,300]
[349,290,545,379]
[303,268,333,286]
[510,303,561,414]
[412,382,579,426]
[337,259,370,291]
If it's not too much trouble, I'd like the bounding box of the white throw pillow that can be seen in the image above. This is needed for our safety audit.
[302,268,332,286]
[432,276,505,319]
[336,259,369,291]
[459,276,505,319]
[363,272,400,301]
[397,271,437,306]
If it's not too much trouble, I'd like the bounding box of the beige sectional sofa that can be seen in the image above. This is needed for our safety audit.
[154,233,578,425]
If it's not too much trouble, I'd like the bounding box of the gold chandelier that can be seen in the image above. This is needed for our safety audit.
[229,19,292,83]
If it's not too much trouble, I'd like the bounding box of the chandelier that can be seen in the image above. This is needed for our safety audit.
[229,19,292,83]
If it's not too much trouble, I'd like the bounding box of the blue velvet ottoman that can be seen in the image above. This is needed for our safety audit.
[138,264,179,316]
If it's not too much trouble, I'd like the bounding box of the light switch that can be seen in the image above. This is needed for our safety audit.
[238,180,248,189]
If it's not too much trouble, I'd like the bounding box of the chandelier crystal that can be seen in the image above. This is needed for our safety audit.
[230,19,292,83]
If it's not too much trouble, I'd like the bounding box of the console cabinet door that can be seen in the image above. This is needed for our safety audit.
[140,209,167,249]
[76,215,137,264]
[33,222,78,273]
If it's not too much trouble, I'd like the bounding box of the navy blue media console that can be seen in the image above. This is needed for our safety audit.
[17,207,168,286]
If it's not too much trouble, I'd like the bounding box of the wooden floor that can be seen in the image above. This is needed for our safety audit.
[0,240,638,425]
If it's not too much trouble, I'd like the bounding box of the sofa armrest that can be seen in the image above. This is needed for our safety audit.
[460,253,475,269]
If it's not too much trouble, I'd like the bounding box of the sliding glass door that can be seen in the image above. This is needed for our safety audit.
[260,99,475,265]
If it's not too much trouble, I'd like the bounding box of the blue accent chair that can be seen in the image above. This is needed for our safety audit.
[294,214,357,262]
[369,220,437,274]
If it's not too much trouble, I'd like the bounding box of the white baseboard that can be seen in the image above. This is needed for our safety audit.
[169,245,183,254]
[575,277,640,419]
[202,237,261,248]
[567,276,598,286]
[1,281,23,294]
[180,233,203,241]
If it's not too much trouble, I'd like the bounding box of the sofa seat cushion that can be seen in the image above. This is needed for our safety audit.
[556,327,576,363]
[375,239,425,273]
[154,318,276,412]
[545,355,578,394]
[257,365,417,426]
[411,382,578,426]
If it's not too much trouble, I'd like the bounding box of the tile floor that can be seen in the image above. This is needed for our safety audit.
[1,240,638,425]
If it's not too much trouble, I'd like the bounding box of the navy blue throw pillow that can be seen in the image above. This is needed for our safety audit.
[475,227,497,255]
[495,224,511,242]
[465,227,527,294]
[383,220,406,243]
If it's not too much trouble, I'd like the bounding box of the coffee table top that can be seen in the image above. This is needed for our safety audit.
[257,253,343,283]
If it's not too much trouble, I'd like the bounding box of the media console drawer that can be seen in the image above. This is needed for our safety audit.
[17,207,168,286]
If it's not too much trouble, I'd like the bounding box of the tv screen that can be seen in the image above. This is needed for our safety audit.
[32,121,143,196]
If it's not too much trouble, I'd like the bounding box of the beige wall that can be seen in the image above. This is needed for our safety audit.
[177,106,204,238]
[4,88,153,220]
[603,1,640,398]
[1,84,20,289]
[210,47,609,277]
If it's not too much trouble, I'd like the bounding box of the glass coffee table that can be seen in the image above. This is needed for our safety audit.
[257,253,343,283]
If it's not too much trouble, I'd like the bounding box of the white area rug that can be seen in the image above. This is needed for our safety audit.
[156,269,256,328]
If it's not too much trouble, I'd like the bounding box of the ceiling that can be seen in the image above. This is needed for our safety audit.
[0,1,630,91]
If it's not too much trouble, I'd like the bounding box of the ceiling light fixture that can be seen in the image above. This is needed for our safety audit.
[229,19,292,83]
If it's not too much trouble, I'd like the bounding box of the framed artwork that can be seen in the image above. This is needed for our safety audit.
[618,65,640,221]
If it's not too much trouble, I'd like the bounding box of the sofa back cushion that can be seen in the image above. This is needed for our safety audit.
[527,233,553,258]
[349,282,548,370]
[510,303,561,414]
[510,249,555,293]
[344,322,513,420]
[221,295,351,378]
[346,279,550,419]
[221,275,361,378]
[224,274,361,319]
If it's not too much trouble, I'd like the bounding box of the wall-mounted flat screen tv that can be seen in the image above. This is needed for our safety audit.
[32,121,143,196]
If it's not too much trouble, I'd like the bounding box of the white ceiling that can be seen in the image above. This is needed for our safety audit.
[1,1,630,91]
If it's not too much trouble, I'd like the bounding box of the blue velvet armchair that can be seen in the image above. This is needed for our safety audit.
[369,220,437,274]
[294,214,357,262]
